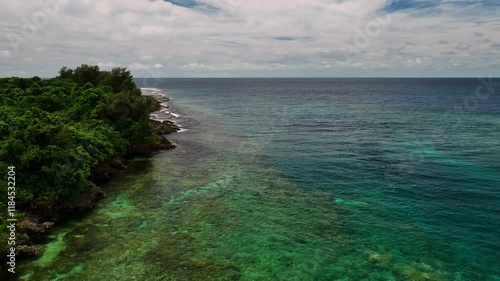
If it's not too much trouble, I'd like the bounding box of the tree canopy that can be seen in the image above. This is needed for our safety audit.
[0,65,158,245]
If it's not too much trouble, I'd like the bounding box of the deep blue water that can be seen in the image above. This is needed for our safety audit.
[137,78,500,280]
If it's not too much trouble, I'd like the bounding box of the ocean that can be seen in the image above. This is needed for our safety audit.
[17,78,500,280]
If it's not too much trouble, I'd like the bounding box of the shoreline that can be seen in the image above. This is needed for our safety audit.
[0,93,180,273]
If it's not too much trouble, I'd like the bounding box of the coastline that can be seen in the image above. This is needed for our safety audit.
[0,93,180,271]
[3,79,497,280]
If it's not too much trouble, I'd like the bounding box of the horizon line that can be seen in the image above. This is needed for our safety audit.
[3,76,497,80]
[133,76,497,79]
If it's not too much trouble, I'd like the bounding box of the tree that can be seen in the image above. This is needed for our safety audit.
[101,67,135,93]
[72,64,101,86]
[58,66,74,79]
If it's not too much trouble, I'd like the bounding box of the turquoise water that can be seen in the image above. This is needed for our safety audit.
[14,78,500,280]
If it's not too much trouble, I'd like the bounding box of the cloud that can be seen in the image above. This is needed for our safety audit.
[0,0,499,77]
[128,62,163,70]
[182,62,207,69]
[0,50,11,57]
[456,42,472,50]
[97,61,118,68]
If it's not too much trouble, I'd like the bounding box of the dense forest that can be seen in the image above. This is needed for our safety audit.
[0,65,165,256]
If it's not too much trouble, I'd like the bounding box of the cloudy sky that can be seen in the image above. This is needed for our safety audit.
[1,0,499,77]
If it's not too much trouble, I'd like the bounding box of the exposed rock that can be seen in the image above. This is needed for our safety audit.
[152,120,181,135]
[17,218,54,241]
[10,217,55,259]
[68,182,105,212]
[110,157,127,169]
[130,136,176,156]
[150,97,162,112]
[16,233,31,246]
[91,157,127,183]
[2,183,105,264]
[16,245,43,258]
[147,94,170,111]
[158,135,177,149]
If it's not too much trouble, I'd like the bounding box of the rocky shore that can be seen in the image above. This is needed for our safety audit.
[3,94,181,262]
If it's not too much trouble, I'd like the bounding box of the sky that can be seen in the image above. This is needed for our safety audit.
[0,0,499,78]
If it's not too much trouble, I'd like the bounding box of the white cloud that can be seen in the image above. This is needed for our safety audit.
[0,50,11,57]
[128,62,164,70]
[97,61,117,68]
[0,0,499,77]
[182,62,207,69]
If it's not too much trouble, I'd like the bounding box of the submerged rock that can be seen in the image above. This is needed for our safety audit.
[364,249,393,269]
[335,198,369,207]
[397,262,449,281]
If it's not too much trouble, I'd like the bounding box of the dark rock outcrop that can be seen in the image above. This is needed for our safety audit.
[130,136,176,156]
[11,217,55,259]
[149,95,170,112]
[152,120,181,135]
[17,219,54,241]
[7,182,106,261]
[151,97,162,112]
[68,182,105,212]
[90,157,127,183]
[16,245,43,258]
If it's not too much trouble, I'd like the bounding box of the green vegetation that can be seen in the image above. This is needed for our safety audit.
[0,65,159,250]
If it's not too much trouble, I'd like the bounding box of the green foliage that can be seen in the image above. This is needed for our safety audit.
[101,67,136,93]
[71,64,101,86]
[0,65,157,215]
[58,66,73,79]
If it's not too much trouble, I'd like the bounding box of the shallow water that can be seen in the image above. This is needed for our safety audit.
[14,78,500,280]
